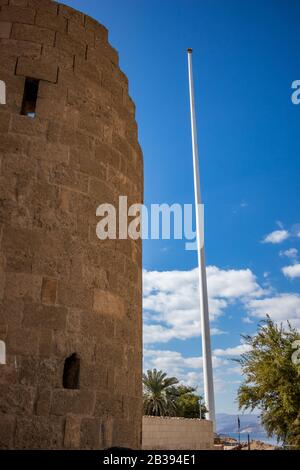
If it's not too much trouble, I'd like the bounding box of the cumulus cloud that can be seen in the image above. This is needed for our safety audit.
[143,324,224,345]
[143,266,263,344]
[206,266,263,299]
[280,248,298,260]
[242,316,254,324]
[144,349,228,379]
[143,348,243,393]
[262,229,289,244]
[247,293,300,328]
[213,344,251,357]
[291,223,300,238]
[143,349,200,381]
[282,264,300,279]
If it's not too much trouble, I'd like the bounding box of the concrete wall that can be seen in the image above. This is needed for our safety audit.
[0,0,143,449]
[142,416,214,450]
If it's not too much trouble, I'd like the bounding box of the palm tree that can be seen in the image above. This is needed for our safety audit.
[143,368,179,416]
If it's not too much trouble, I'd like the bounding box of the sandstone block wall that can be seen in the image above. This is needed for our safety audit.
[142,417,214,450]
[0,0,143,449]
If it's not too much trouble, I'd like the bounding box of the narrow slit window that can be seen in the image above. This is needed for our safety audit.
[21,77,39,118]
[63,353,80,389]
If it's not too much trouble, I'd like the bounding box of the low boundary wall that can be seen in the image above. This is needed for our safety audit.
[142,416,214,450]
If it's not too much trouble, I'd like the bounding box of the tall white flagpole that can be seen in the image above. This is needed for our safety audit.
[187,48,216,428]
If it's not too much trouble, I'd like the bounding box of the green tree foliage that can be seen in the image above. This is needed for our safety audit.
[169,385,208,418]
[236,317,300,447]
[143,369,179,416]
[143,369,208,418]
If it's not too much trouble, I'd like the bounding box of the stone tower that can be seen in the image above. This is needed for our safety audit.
[0,0,143,449]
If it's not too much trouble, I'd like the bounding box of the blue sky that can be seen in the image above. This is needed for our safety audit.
[64,0,300,414]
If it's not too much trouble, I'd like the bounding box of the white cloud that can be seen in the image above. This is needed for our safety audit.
[291,223,300,238]
[206,266,263,299]
[143,266,263,344]
[282,263,300,279]
[247,293,300,328]
[262,230,289,244]
[143,348,242,394]
[143,349,203,381]
[242,316,254,324]
[280,248,298,260]
[143,324,224,345]
[213,344,251,357]
[144,349,228,379]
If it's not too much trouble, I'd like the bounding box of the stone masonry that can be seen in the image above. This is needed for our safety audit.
[143,417,214,450]
[0,0,143,449]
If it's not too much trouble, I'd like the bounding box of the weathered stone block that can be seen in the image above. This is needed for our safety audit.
[35,96,66,120]
[58,4,84,25]
[0,21,11,38]
[0,111,10,132]
[94,390,114,417]
[4,272,42,302]
[78,112,104,138]
[5,244,33,273]
[23,303,66,329]
[0,38,41,61]
[10,114,48,136]
[16,56,58,83]
[74,56,101,85]
[85,15,107,42]
[11,22,55,46]
[112,418,133,448]
[29,140,69,164]
[41,278,57,305]
[0,254,5,300]
[79,361,107,390]
[80,417,101,449]
[6,327,39,355]
[88,177,115,205]
[95,141,121,168]
[55,31,86,58]
[68,20,94,46]
[34,388,52,416]
[93,289,125,317]
[52,330,96,363]
[14,415,64,449]
[71,148,107,181]
[28,0,58,14]
[0,298,24,329]
[64,414,81,449]
[0,413,15,448]
[65,308,81,333]
[0,384,35,415]
[38,328,53,357]
[51,389,96,416]
[49,163,89,193]
[9,0,28,5]
[35,9,67,33]
[94,41,119,65]
[42,45,74,69]
[0,5,35,24]
[0,133,29,154]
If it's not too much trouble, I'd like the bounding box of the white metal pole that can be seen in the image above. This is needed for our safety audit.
[187,48,216,428]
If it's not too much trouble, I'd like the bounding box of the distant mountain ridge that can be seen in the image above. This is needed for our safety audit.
[216,413,264,434]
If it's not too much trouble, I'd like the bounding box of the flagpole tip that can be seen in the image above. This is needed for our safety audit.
[187,48,193,53]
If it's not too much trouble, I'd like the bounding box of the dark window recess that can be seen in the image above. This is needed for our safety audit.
[21,78,39,117]
[63,353,80,389]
